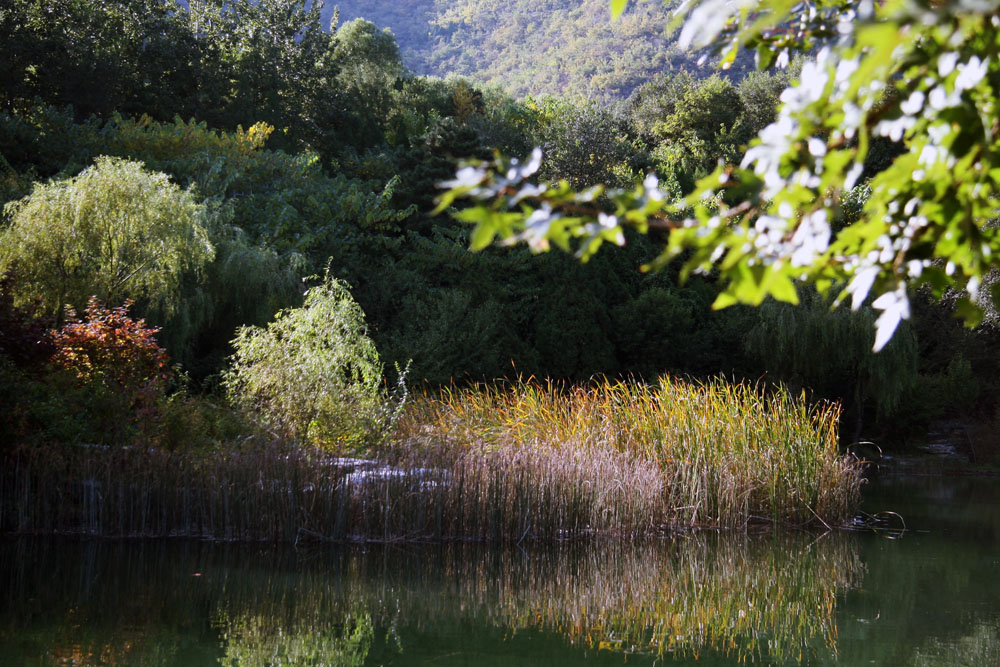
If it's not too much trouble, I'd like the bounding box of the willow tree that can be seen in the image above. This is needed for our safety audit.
[223,276,392,454]
[438,0,1000,351]
[0,157,214,317]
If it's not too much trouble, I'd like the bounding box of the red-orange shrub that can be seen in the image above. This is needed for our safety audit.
[51,297,171,394]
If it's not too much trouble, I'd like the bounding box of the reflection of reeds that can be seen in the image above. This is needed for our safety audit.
[1,377,863,540]
[0,534,862,664]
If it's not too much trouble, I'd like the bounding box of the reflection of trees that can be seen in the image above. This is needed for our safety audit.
[911,622,1000,667]
[829,476,1000,666]
[215,609,372,667]
[0,534,861,664]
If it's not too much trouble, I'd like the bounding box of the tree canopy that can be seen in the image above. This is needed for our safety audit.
[3,0,995,443]
[439,0,1000,350]
[0,156,213,316]
[223,275,389,453]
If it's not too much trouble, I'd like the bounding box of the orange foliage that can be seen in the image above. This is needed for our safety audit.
[51,297,171,393]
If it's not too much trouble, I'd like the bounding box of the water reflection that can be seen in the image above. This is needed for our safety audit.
[8,475,1000,666]
[0,533,861,665]
[831,474,1000,666]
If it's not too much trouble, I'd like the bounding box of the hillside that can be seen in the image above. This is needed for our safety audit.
[324,0,746,99]
[168,1,746,100]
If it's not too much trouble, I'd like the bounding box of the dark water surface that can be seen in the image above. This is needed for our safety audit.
[1,474,998,665]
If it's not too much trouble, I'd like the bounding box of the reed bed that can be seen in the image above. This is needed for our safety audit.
[394,376,864,530]
[2,440,340,542]
[0,438,662,541]
[1,376,863,540]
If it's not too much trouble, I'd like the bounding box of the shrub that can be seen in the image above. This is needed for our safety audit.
[47,297,172,444]
[51,297,171,393]
[223,276,392,454]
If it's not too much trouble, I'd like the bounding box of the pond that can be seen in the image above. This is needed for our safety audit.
[1,472,998,665]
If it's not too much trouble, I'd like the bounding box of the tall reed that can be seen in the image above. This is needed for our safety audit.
[1,376,863,541]
[392,376,863,529]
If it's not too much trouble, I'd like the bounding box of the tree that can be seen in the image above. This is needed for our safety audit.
[626,72,747,192]
[532,98,645,189]
[438,1,1000,351]
[222,275,391,453]
[0,0,196,120]
[0,156,214,317]
[0,1,348,156]
[329,18,408,148]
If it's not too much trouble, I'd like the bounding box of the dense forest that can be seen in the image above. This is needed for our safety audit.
[1,0,997,460]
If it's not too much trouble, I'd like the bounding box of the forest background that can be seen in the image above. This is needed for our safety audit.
[1,0,996,458]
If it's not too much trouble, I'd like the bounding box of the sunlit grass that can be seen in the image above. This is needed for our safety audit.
[393,376,864,530]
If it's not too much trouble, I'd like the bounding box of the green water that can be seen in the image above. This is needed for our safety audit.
[1,473,999,665]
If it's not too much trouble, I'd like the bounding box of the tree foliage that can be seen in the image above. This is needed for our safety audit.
[1,0,195,119]
[2,0,994,446]
[222,276,389,453]
[1,156,213,317]
[51,297,171,393]
[439,0,1000,351]
[744,290,918,439]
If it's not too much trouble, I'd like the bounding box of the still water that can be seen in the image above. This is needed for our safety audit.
[1,473,998,665]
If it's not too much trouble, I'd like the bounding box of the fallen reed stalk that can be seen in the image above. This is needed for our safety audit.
[1,376,863,541]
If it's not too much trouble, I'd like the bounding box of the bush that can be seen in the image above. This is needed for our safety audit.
[51,297,171,393]
[48,297,172,444]
[223,276,393,454]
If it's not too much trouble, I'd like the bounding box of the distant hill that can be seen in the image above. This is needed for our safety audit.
[331,0,754,100]
[176,1,750,100]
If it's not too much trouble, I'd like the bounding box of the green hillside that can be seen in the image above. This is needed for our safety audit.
[326,0,747,99]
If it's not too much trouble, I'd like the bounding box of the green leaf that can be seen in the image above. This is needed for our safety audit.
[455,208,523,249]
[470,223,496,252]
[712,290,740,310]
[756,43,775,70]
[768,271,800,305]
[610,0,628,20]
[432,186,472,215]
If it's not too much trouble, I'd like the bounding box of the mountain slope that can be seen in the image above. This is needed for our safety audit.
[170,1,745,100]
[328,0,743,99]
